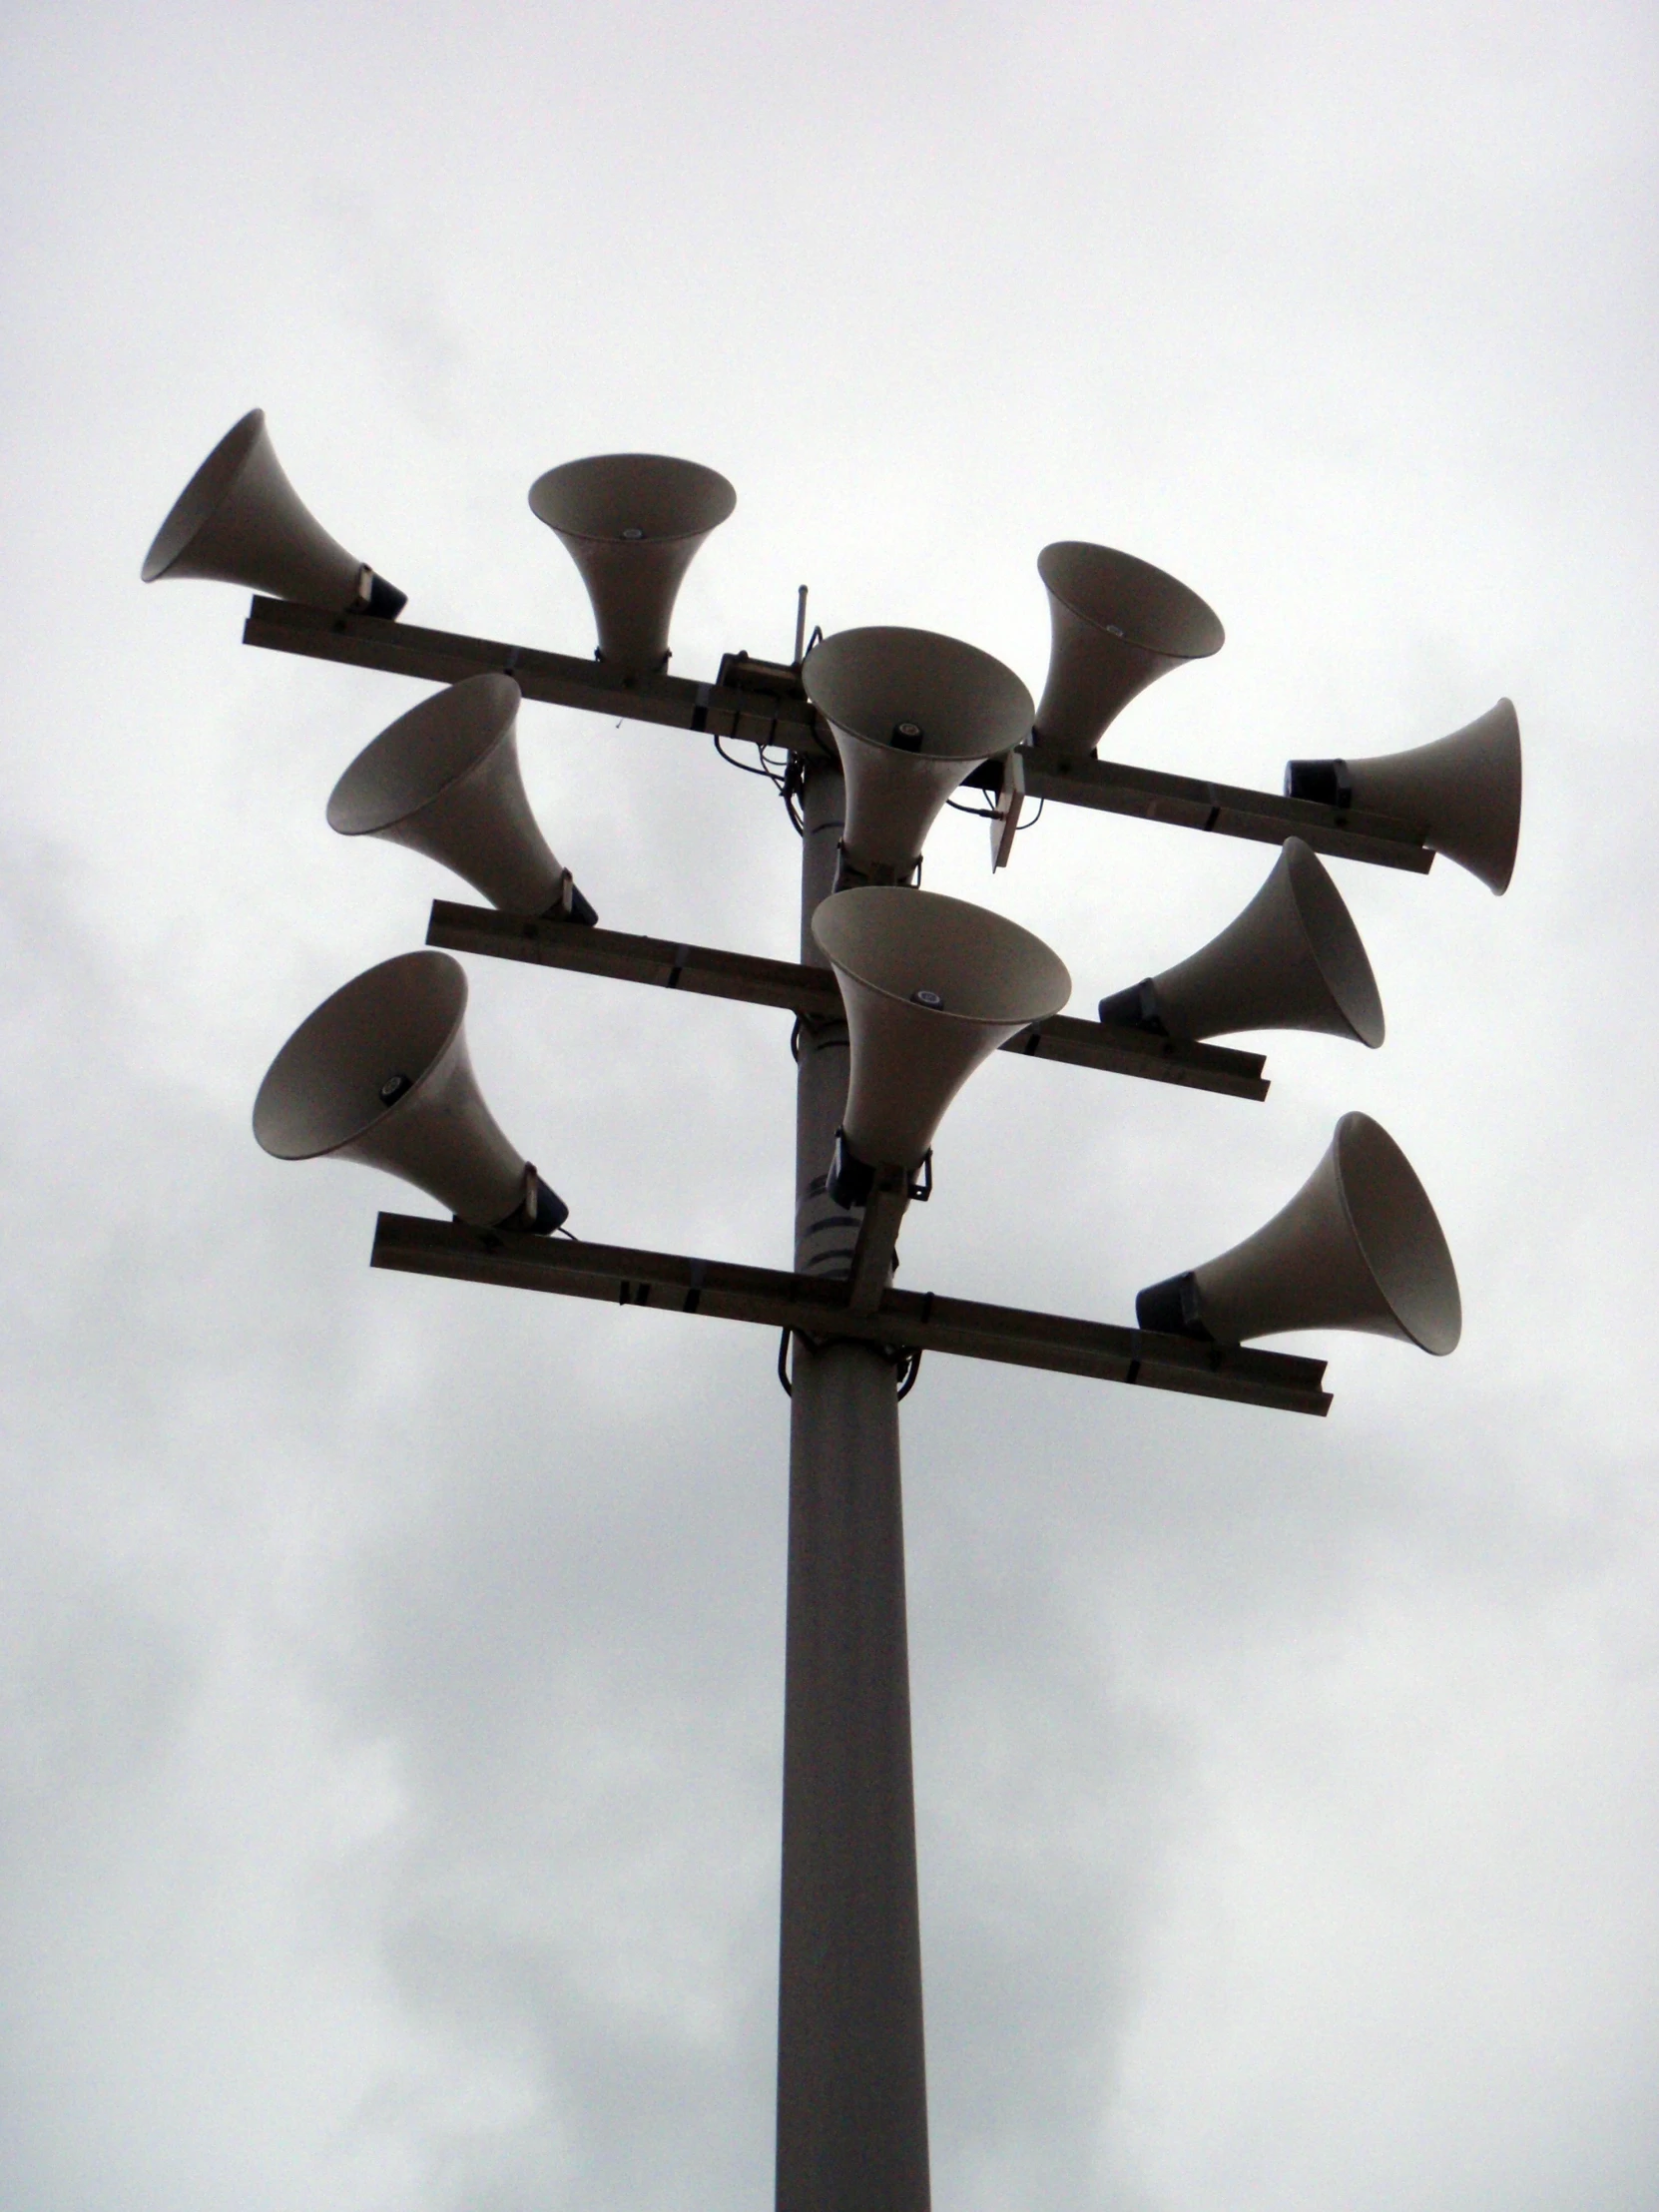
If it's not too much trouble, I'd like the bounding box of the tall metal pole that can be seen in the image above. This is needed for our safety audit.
[775,757,931,2212]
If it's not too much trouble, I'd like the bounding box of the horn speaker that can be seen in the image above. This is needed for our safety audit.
[528,452,736,677]
[1032,542,1223,759]
[803,627,1033,881]
[1136,1111,1459,1353]
[327,674,597,923]
[1098,836,1383,1046]
[1285,699,1521,894]
[142,409,406,617]
[812,887,1070,1201]
[253,949,567,1232]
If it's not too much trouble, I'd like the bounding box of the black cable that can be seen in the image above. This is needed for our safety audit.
[713,732,780,777]
[945,794,1002,819]
[777,1328,794,1397]
[895,1348,923,1399]
[1016,797,1045,831]
[712,731,805,834]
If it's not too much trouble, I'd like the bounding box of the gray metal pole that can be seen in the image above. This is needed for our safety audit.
[775,757,930,2212]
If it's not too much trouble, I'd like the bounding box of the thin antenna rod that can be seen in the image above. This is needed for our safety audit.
[794,584,809,667]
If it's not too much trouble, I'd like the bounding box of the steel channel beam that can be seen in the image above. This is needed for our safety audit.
[981,753,1434,872]
[425,902,1272,1103]
[369,1215,1333,1417]
[241,596,1433,874]
[242,596,824,752]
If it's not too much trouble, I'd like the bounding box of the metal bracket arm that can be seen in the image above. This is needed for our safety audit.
[369,1214,1332,1416]
[961,753,1433,872]
[243,596,828,753]
[242,596,1431,874]
[425,902,1271,1102]
[846,1171,909,1317]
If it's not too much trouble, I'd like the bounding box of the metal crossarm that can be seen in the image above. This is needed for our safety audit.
[986,752,1434,871]
[424,901,1273,1101]
[243,595,1432,873]
[243,596,823,750]
[369,1214,1332,1416]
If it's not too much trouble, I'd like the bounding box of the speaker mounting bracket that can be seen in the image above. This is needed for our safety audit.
[846,1170,910,1317]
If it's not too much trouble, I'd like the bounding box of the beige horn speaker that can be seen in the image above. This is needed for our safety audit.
[142,409,406,617]
[253,950,567,1232]
[528,452,736,677]
[1285,698,1521,894]
[1136,1111,1459,1353]
[1097,836,1383,1046]
[327,673,598,923]
[803,627,1033,885]
[1032,542,1223,760]
[812,886,1071,1205]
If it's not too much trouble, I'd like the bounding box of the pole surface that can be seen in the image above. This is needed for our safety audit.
[775,759,931,2212]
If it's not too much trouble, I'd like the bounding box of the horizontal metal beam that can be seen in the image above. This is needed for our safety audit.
[426,901,1271,1102]
[242,597,1432,875]
[976,752,1434,873]
[370,1214,1332,1417]
[244,595,826,752]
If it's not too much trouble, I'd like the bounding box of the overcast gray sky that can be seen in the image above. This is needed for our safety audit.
[2,3,1657,2207]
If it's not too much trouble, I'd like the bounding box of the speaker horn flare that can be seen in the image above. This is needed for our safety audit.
[1032,542,1223,760]
[1285,698,1521,894]
[253,950,567,1232]
[1098,836,1383,1046]
[142,409,406,618]
[803,627,1033,880]
[529,452,736,677]
[813,887,1070,1200]
[327,674,597,923]
[1136,1112,1459,1353]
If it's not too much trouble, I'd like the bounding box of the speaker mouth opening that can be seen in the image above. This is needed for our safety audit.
[142,407,268,582]
[1038,542,1224,663]
[327,674,522,836]
[805,627,1034,764]
[254,951,469,1162]
[1332,1113,1461,1355]
[1283,837,1384,1047]
[528,454,738,544]
[814,886,1071,1030]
